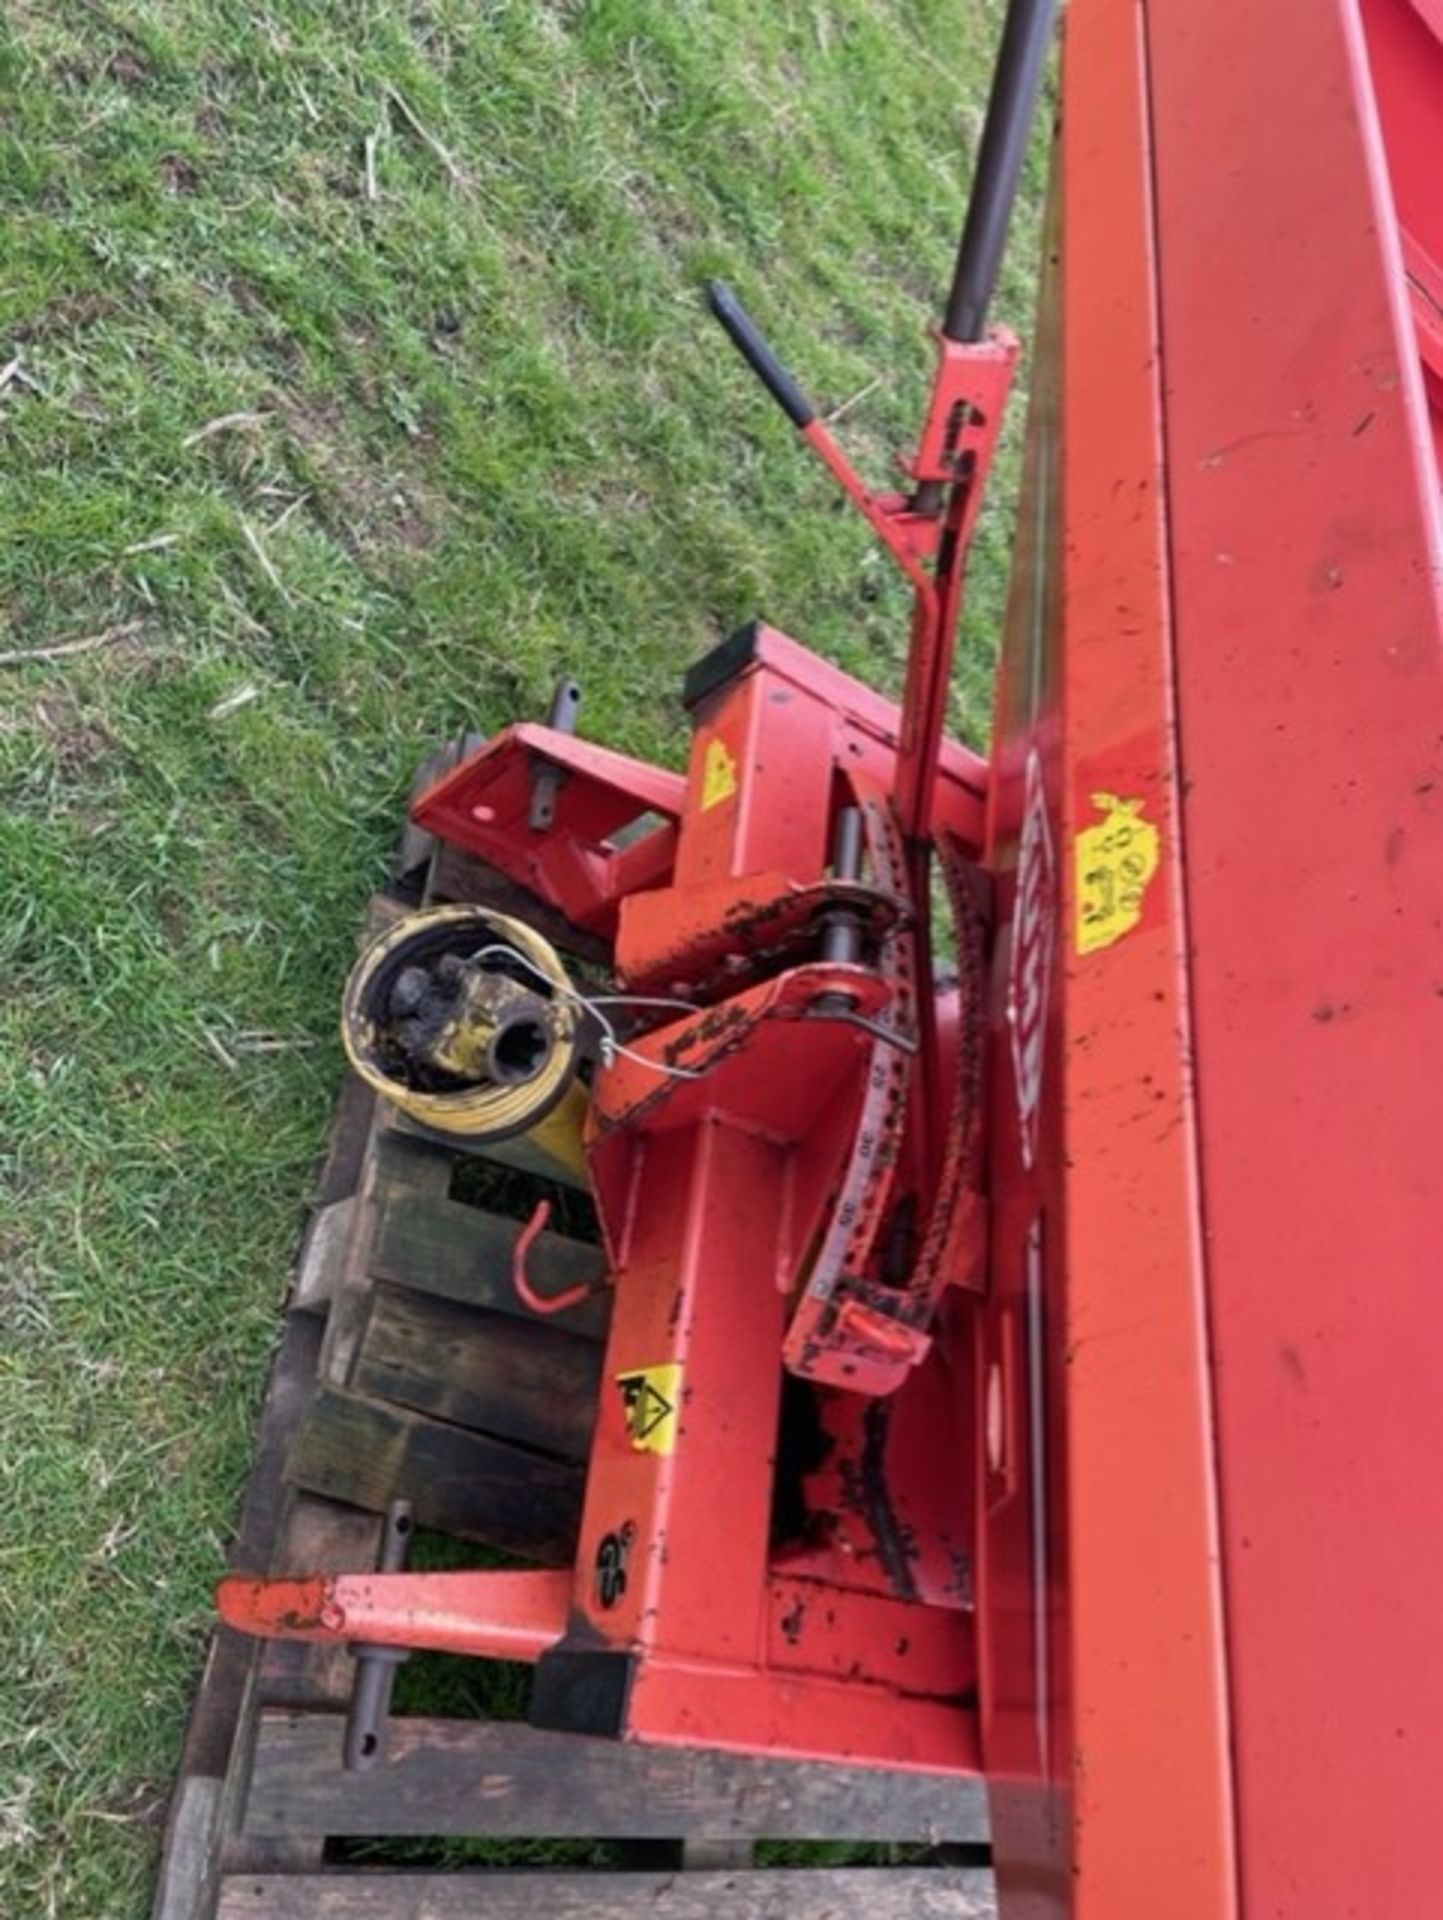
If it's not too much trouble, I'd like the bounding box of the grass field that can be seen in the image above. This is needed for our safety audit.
[0,2,1041,1912]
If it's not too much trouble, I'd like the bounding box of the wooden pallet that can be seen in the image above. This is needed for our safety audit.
[152,817,996,1918]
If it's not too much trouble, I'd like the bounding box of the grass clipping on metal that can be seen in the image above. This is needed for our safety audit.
[0,2,1041,1913]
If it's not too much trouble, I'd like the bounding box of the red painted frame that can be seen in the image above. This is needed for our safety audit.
[980,0,1443,1912]
[218,2,1443,1905]
[979,6,1235,1907]
[1148,1,1443,1912]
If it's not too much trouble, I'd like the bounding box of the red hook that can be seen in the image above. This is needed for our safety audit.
[511,1198,593,1317]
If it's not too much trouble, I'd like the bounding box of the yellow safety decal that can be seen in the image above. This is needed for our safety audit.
[700,738,737,810]
[616,1363,683,1456]
[1074,791,1159,954]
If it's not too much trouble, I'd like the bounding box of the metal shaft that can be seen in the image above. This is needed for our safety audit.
[529,675,582,831]
[942,0,1057,347]
[820,807,864,967]
[344,1499,413,1771]
[817,808,866,1024]
[913,0,1056,519]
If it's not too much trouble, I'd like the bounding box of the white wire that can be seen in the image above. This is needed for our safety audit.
[587,992,701,1014]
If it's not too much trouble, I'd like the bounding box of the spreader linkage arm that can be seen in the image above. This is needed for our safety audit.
[705,279,942,601]
[706,281,816,428]
[704,0,1055,855]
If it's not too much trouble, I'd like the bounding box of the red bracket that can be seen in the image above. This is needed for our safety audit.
[905,328,1020,488]
[793,329,1019,622]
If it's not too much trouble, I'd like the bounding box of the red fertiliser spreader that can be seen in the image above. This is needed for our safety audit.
[219,2,1443,1913]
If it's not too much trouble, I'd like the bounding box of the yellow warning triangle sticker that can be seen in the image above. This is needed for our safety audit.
[615,1363,683,1456]
[700,738,737,810]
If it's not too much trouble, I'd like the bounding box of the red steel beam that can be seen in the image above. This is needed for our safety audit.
[981,3,1237,1908]
[1147,0,1443,1913]
[217,1569,570,1659]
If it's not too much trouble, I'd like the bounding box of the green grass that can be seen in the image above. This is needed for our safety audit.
[0,3,1041,1912]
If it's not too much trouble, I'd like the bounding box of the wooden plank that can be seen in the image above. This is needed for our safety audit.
[224,1500,385,1882]
[151,1309,331,1917]
[238,1309,326,1562]
[318,1280,378,1389]
[290,1197,358,1313]
[311,1072,377,1208]
[162,1312,322,1783]
[223,1369,388,1884]
[314,1120,447,1393]
[151,1777,224,1920]
[399,732,484,893]
[285,1389,584,1561]
[352,1287,600,1461]
[274,1492,385,1577]
[218,1868,996,1919]
[370,1127,455,1201]
[257,1495,386,1709]
[428,840,610,966]
[242,1712,989,1844]
[371,1188,608,1340]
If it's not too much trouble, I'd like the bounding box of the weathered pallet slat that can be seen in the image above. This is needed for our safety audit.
[370,1127,456,1198]
[285,1385,585,1561]
[312,1073,381,1208]
[217,1868,998,1919]
[253,1494,388,1711]
[152,1080,380,1920]
[290,1196,359,1314]
[351,1285,601,1460]
[153,1777,227,1920]
[242,1711,987,1843]
[370,1187,609,1338]
[152,1316,334,1919]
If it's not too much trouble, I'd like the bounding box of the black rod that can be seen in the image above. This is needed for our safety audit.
[705,281,816,428]
[941,0,1057,345]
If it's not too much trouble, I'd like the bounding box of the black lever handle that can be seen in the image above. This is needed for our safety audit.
[706,281,815,429]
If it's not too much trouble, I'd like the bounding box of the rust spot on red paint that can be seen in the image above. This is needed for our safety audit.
[1310,1001,1354,1025]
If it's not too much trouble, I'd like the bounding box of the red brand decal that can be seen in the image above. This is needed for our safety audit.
[1008,746,1055,1169]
